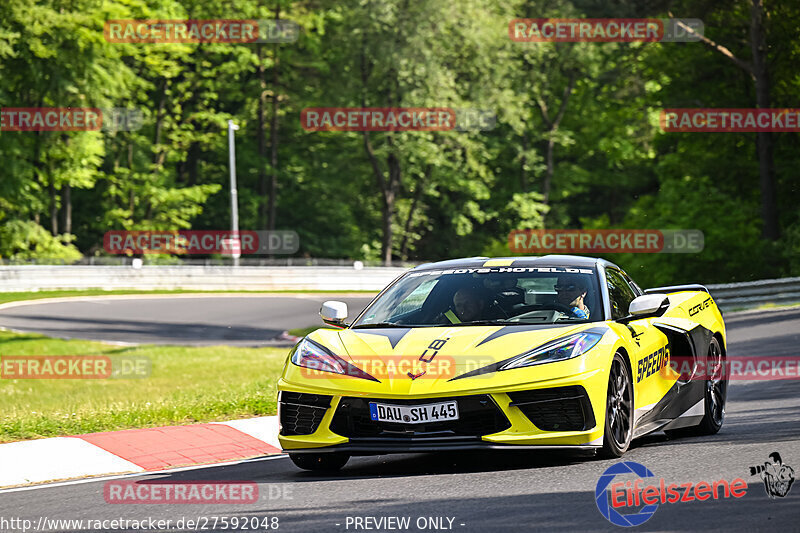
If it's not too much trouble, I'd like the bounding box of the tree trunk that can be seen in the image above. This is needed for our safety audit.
[363,131,401,266]
[670,9,778,239]
[152,79,168,170]
[382,153,401,265]
[520,130,529,192]
[186,142,199,186]
[49,178,58,235]
[381,197,393,265]
[267,5,281,232]
[536,72,576,206]
[257,43,269,229]
[359,44,401,265]
[750,0,778,239]
[543,137,555,204]
[128,143,135,222]
[33,130,44,226]
[62,183,72,235]
[399,166,429,260]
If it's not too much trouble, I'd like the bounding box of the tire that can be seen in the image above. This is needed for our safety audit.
[666,337,726,438]
[600,353,634,458]
[288,452,349,472]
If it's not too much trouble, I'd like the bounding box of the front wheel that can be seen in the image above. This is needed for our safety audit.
[289,452,349,472]
[666,337,726,438]
[600,353,634,458]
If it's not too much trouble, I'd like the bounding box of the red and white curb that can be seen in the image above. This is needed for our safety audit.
[0,416,281,489]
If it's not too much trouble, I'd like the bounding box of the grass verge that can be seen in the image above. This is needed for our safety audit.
[287,325,337,337]
[727,302,800,313]
[0,330,288,443]
[0,289,376,307]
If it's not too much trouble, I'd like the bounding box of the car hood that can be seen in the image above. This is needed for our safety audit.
[303,323,604,392]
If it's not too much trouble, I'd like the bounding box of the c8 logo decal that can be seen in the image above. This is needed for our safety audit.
[420,338,449,363]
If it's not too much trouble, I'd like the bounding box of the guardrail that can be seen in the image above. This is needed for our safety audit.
[0,265,408,292]
[707,277,800,311]
[0,265,797,310]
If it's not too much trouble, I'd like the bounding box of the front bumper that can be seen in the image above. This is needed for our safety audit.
[277,369,607,454]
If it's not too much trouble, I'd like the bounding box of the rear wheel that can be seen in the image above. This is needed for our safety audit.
[288,452,349,472]
[600,353,634,458]
[666,337,726,438]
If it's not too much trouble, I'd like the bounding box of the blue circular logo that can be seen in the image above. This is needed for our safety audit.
[595,461,659,527]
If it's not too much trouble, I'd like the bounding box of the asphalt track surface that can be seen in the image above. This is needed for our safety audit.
[0,295,375,346]
[1,306,799,532]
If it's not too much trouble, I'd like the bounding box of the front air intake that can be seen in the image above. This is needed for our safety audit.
[279,392,332,436]
[507,386,595,431]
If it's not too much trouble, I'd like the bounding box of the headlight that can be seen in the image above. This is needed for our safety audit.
[499,332,603,370]
[449,329,607,381]
[291,338,345,374]
[290,338,379,381]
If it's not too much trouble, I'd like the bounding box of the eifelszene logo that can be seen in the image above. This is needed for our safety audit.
[595,462,659,527]
[749,452,795,498]
[595,461,748,527]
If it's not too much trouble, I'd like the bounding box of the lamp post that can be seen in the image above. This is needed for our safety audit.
[227,119,241,267]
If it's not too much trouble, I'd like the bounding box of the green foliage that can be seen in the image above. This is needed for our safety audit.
[0,220,82,261]
[590,176,770,288]
[0,0,798,283]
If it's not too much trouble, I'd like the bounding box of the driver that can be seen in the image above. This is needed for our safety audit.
[554,275,590,319]
[440,285,486,324]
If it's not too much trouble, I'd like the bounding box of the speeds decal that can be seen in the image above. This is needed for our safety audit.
[638,346,670,383]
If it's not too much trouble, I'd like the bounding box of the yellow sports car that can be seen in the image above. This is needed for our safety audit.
[277,256,727,471]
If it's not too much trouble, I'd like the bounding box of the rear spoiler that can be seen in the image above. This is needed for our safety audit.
[644,284,710,295]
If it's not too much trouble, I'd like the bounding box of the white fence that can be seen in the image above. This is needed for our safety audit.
[0,265,407,292]
[0,266,797,310]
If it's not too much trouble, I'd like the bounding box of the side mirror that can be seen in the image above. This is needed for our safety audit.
[625,294,669,321]
[320,300,348,327]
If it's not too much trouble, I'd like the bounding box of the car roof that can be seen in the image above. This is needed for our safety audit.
[413,255,621,272]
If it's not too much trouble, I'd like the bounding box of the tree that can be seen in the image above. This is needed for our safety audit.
[668,1,778,239]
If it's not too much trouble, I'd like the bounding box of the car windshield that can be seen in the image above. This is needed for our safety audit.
[352,266,602,327]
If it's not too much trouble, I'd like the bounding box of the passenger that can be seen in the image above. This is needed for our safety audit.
[554,276,591,319]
